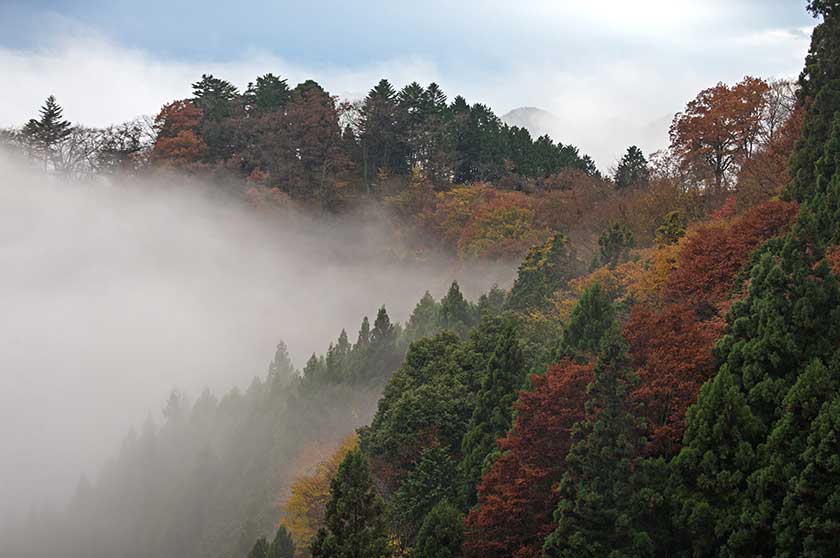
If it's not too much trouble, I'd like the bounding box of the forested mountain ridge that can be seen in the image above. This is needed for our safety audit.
[3,2,840,558]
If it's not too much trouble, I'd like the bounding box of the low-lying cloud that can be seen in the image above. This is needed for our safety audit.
[0,151,511,523]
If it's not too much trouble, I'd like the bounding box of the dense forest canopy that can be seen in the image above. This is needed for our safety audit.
[3,1,840,558]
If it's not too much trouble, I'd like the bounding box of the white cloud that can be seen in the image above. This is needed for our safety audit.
[0,19,811,171]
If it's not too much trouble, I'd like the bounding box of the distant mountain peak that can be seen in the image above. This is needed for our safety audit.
[501,106,564,141]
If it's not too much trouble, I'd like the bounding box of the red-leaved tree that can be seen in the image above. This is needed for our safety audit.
[463,361,592,558]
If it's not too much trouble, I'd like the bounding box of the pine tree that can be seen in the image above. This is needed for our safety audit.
[543,325,651,558]
[414,500,464,558]
[460,318,525,506]
[613,145,650,188]
[268,525,295,558]
[310,449,390,558]
[22,95,72,169]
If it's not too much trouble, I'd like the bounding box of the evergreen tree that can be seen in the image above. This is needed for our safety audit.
[593,222,634,269]
[22,95,72,169]
[613,145,650,188]
[558,282,617,361]
[389,446,459,545]
[268,340,296,384]
[268,525,295,558]
[788,1,840,201]
[405,292,441,343]
[543,325,651,558]
[360,79,402,189]
[508,234,579,311]
[670,222,840,555]
[310,449,390,558]
[190,73,240,160]
[249,537,270,558]
[414,500,464,558]
[440,281,474,337]
[460,318,525,506]
[654,210,687,246]
[249,73,291,111]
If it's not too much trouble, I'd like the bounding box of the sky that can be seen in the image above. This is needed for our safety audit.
[0,0,817,170]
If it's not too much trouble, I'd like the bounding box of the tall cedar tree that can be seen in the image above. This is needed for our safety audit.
[543,325,651,558]
[671,219,840,556]
[310,449,390,558]
[459,318,526,506]
[789,0,840,201]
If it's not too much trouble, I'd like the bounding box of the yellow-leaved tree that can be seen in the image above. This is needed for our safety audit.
[280,433,358,558]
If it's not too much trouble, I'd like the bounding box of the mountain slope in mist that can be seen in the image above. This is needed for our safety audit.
[0,150,513,532]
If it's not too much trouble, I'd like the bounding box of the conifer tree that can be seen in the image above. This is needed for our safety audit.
[389,446,459,545]
[613,145,650,188]
[22,95,72,169]
[543,325,651,558]
[558,282,616,361]
[414,500,464,558]
[788,1,840,201]
[593,223,634,269]
[508,234,579,311]
[460,318,525,506]
[249,537,270,558]
[405,292,441,342]
[268,525,295,558]
[440,281,474,337]
[310,449,390,558]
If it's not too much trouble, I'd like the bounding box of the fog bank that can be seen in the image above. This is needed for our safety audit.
[0,151,513,523]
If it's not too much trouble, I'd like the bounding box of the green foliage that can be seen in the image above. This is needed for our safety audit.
[440,281,476,337]
[360,333,474,480]
[613,145,650,188]
[389,447,459,546]
[310,449,390,558]
[22,95,72,167]
[404,292,441,343]
[654,210,687,246]
[459,317,526,506]
[413,501,464,558]
[593,222,634,269]
[558,282,617,361]
[249,537,270,558]
[543,326,651,558]
[508,234,579,311]
[268,526,295,558]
